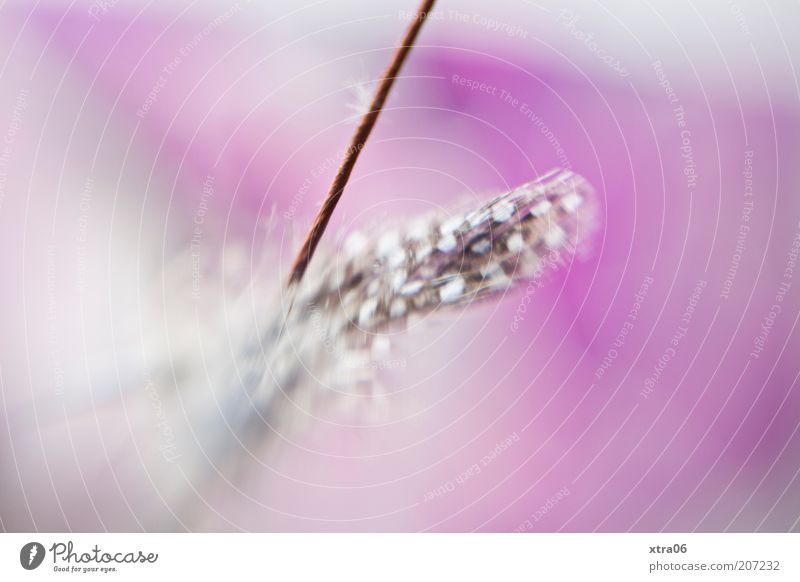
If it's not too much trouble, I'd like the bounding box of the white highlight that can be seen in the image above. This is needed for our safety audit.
[437,234,457,253]
[390,299,406,318]
[358,297,378,327]
[492,200,515,223]
[440,215,464,236]
[545,224,566,249]
[439,277,466,303]
[530,199,552,217]
[561,192,583,213]
[471,238,492,255]
[377,231,400,258]
[344,231,368,256]
[506,232,524,253]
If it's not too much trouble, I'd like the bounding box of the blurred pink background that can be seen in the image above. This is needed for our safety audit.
[1,0,799,531]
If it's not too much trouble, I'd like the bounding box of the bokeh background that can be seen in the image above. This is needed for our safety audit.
[1,0,799,532]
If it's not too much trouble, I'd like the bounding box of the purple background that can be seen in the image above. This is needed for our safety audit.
[1,0,799,531]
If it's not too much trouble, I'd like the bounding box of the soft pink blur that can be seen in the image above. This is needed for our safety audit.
[1,1,799,532]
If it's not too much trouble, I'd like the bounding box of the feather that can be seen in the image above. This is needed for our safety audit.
[233,168,597,433]
[138,168,597,525]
